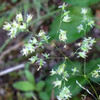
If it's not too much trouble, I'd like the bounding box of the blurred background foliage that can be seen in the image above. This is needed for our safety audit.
[0,0,100,100]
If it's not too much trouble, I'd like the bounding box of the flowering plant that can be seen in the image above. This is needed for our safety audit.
[3,2,100,100]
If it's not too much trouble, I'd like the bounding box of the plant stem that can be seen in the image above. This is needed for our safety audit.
[29,9,60,25]
[53,43,83,75]
[85,76,99,99]
[84,58,86,75]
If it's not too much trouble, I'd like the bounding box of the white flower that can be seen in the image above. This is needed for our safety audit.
[42,53,50,59]
[81,8,87,15]
[26,44,35,53]
[38,29,45,37]
[57,64,66,75]
[8,27,17,38]
[62,71,69,81]
[50,69,56,75]
[63,14,70,22]
[89,38,96,46]
[57,86,72,100]
[29,56,38,63]
[87,20,94,28]
[3,22,11,30]
[19,23,26,30]
[77,37,96,58]
[82,15,88,22]
[59,29,67,42]
[77,24,84,33]
[58,2,68,10]
[71,67,79,74]
[27,14,33,23]
[78,51,87,58]
[12,20,18,28]
[16,13,23,21]
[21,48,29,56]
[36,59,46,70]
[53,79,62,88]
[92,70,99,78]
[29,37,37,44]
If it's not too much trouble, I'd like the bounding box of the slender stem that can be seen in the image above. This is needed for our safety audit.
[56,10,63,38]
[83,23,87,75]
[54,43,83,75]
[85,77,99,99]
[29,9,60,26]
[84,58,86,75]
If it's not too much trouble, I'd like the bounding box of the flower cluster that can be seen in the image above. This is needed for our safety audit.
[81,8,88,15]
[50,63,67,77]
[50,63,71,100]
[37,29,50,42]
[91,64,100,78]
[29,54,49,71]
[77,37,96,58]
[60,3,71,23]
[62,11,70,23]
[58,2,68,11]
[59,29,67,42]
[71,67,79,75]
[57,86,72,100]
[21,30,50,55]
[3,13,33,38]
[77,24,84,33]
[58,2,71,43]
[77,8,94,33]
[21,29,50,70]
[21,37,37,56]
[53,78,62,88]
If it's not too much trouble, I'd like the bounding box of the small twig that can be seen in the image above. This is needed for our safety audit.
[0,63,25,76]
[0,42,24,64]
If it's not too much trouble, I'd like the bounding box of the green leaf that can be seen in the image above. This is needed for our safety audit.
[36,81,45,92]
[65,76,86,95]
[49,6,92,43]
[25,62,30,70]
[13,81,35,91]
[25,70,35,85]
[24,92,35,98]
[64,0,100,7]
[39,92,49,100]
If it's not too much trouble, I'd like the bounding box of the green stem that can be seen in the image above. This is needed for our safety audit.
[54,43,83,75]
[29,9,60,26]
[85,76,99,99]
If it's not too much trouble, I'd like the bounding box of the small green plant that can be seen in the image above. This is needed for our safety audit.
[3,2,100,100]
[13,69,49,100]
